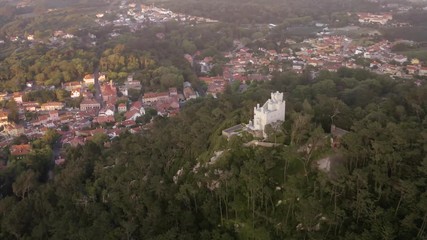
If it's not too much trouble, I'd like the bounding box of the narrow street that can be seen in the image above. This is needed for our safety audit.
[94,66,104,108]
[48,139,62,180]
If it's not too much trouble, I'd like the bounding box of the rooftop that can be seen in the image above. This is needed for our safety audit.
[10,144,32,156]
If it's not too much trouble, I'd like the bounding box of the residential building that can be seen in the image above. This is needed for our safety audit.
[130,101,145,113]
[411,58,420,65]
[49,111,59,121]
[143,92,170,103]
[121,120,136,128]
[99,105,115,116]
[119,86,129,96]
[0,92,9,101]
[83,74,95,85]
[93,115,115,124]
[125,109,143,121]
[183,82,197,100]
[13,92,23,103]
[71,89,81,98]
[118,103,127,113]
[22,102,40,112]
[126,75,142,90]
[155,98,180,116]
[0,110,8,122]
[80,99,101,111]
[99,73,106,82]
[292,64,304,73]
[357,13,393,25]
[63,81,82,91]
[10,144,32,159]
[4,124,25,137]
[183,86,197,100]
[419,67,427,76]
[406,65,419,75]
[394,55,408,64]
[169,87,178,96]
[101,81,117,103]
[200,77,228,97]
[41,102,64,111]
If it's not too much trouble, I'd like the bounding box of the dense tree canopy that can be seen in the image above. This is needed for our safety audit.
[149,0,378,24]
[1,1,427,238]
[1,69,426,239]
[0,44,96,91]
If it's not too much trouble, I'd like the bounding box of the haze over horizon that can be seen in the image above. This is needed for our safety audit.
[0,0,426,239]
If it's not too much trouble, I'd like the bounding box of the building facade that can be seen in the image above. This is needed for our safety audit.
[248,91,286,136]
[143,92,170,103]
[41,102,64,111]
[80,99,101,111]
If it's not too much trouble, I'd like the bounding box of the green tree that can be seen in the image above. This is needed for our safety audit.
[12,170,39,199]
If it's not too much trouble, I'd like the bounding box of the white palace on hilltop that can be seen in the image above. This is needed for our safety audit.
[248,91,286,136]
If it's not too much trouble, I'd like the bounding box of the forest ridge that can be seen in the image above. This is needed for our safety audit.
[0,0,427,239]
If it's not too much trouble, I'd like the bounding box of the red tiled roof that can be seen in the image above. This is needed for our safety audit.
[63,81,81,87]
[130,101,142,109]
[94,115,115,124]
[125,109,141,119]
[10,144,32,156]
[80,98,100,105]
[22,102,39,107]
[101,84,117,96]
[41,102,63,107]
[199,77,225,84]
[84,74,94,80]
[169,87,178,94]
[143,92,169,99]
[0,111,8,118]
[121,120,136,127]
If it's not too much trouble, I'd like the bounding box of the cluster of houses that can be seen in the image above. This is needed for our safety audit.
[223,46,278,81]
[3,28,99,49]
[182,34,424,99]
[186,43,280,97]
[95,1,218,30]
[210,34,426,83]
[292,35,426,80]
[139,4,218,23]
[3,0,221,48]
[142,88,180,116]
[357,13,393,25]
[0,72,202,166]
[198,77,228,98]
[289,36,359,72]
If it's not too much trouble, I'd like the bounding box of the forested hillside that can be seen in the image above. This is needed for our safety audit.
[147,0,378,24]
[1,68,426,239]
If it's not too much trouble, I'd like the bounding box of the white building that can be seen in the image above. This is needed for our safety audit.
[357,13,393,25]
[248,91,286,137]
[71,90,81,98]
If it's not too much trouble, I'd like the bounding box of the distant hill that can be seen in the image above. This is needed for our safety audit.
[10,0,108,9]
[147,0,379,24]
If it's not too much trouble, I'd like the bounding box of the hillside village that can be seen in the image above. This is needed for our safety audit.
[0,71,199,166]
[1,0,427,239]
[1,0,427,168]
[192,32,425,99]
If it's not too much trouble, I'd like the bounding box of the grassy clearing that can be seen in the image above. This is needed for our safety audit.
[396,49,427,62]
[352,37,377,47]
[332,26,380,38]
